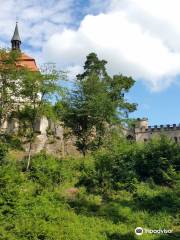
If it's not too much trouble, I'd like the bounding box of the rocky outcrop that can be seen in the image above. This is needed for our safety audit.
[1,116,79,157]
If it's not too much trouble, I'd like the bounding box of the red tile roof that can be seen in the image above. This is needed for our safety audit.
[16,53,38,71]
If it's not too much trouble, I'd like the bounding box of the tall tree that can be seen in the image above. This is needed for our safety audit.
[56,53,137,156]
[18,63,65,170]
[0,48,65,168]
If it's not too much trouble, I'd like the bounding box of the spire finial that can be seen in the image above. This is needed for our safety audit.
[11,22,21,51]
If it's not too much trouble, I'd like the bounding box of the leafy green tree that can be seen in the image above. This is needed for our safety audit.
[0,47,65,169]
[18,63,65,170]
[0,49,23,129]
[57,53,136,155]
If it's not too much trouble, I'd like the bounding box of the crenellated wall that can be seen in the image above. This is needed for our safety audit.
[134,119,180,142]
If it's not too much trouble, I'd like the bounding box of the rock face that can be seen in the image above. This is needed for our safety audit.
[2,116,180,156]
[31,117,79,156]
[34,116,49,135]
[1,116,79,157]
[31,134,48,154]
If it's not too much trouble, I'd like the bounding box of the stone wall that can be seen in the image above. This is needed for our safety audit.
[134,118,180,142]
[2,116,180,155]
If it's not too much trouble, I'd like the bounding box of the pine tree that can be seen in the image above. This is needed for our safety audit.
[57,53,137,155]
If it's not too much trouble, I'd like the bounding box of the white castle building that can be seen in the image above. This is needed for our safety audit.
[128,118,180,143]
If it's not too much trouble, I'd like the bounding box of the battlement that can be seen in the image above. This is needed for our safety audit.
[145,123,180,132]
[135,118,180,131]
[135,118,180,132]
[133,118,180,142]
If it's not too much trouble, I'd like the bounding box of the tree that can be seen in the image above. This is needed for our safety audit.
[18,63,65,170]
[57,53,136,155]
[0,49,23,130]
[0,47,65,169]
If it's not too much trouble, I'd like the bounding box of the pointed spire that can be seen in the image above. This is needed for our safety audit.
[11,22,21,51]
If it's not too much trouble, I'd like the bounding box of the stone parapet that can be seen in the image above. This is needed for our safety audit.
[144,124,180,132]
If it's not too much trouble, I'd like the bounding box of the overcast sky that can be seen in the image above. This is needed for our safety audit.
[1,0,180,125]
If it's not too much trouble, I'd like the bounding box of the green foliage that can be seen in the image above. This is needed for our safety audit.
[0,142,8,165]
[0,49,22,127]
[0,47,65,170]
[57,52,136,155]
[17,63,65,170]
[1,45,179,240]
[26,153,63,188]
[78,135,180,199]
[134,136,178,185]
[0,151,179,240]
[77,138,137,194]
[18,63,63,124]
[0,134,23,150]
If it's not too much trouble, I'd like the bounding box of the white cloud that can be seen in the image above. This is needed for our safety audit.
[43,0,180,91]
[0,0,74,49]
[66,65,83,81]
[1,0,180,91]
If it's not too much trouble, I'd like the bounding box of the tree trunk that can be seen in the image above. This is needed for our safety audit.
[26,111,36,171]
[26,137,33,171]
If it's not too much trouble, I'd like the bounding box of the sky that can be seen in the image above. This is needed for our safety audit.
[0,0,180,126]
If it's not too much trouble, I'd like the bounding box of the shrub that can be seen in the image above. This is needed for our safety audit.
[27,153,63,188]
[0,135,23,150]
[134,136,178,185]
[0,142,8,165]
[78,140,137,194]
[78,136,179,196]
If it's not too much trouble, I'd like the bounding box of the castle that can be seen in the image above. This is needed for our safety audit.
[0,23,179,156]
[128,118,180,143]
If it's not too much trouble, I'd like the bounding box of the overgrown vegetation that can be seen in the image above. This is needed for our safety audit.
[0,50,179,239]
[0,135,179,240]
[78,135,180,195]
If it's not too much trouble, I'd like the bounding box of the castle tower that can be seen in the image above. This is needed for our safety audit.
[135,118,148,131]
[134,118,149,142]
[10,23,38,71]
[11,22,21,51]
